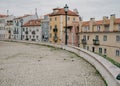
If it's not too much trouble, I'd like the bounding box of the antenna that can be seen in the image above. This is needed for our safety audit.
[7,10,9,16]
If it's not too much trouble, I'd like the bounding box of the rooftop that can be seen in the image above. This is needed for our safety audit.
[49,8,79,16]
[14,14,32,20]
[22,19,41,27]
[0,14,8,18]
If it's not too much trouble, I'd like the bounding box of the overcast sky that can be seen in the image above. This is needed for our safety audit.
[0,0,120,20]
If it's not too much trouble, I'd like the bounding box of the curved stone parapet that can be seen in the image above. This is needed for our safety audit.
[37,42,120,86]
[1,40,120,86]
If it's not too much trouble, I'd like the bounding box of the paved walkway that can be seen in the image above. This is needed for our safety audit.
[0,41,106,86]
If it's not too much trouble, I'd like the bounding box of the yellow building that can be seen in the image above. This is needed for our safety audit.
[79,14,120,63]
[49,8,80,44]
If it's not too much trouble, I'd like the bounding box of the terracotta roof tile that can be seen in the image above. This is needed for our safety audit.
[82,21,89,26]
[95,20,103,25]
[0,14,7,18]
[115,18,120,24]
[22,19,41,27]
[49,8,79,16]
[14,15,32,20]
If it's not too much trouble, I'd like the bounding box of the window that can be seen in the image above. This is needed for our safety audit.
[99,48,102,54]
[118,24,120,31]
[104,25,109,31]
[116,35,120,42]
[36,35,39,39]
[73,18,75,21]
[84,26,89,31]
[55,17,57,21]
[95,35,99,40]
[37,29,39,31]
[87,36,89,40]
[116,50,120,56]
[50,26,52,30]
[104,48,107,54]
[97,26,100,31]
[87,46,89,50]
[29,35,31,39]
[67,17,70,21]
[26,28,28,31]
[23,28,25,31]
[83,35,86,40]
[103,35,107,41]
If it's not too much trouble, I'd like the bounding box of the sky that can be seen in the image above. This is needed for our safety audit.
[0,0,120,20]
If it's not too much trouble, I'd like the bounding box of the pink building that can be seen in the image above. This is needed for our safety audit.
[62,22,79,46]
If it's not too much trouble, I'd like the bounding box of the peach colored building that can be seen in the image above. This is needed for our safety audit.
[79,14,120,63]
[49,8,80,44]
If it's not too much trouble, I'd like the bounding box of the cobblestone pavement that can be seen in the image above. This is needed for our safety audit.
[0,41,106,86]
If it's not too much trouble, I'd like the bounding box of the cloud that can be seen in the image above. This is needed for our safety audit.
[0,0,120,20]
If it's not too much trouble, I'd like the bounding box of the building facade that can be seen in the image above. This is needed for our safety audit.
[79,14,120,63]
[49,8,80,44]
[41,15,49,42]
[0,14,14,40]
[63,22,79,46]
[22,19,42,41]
[13,14,38,40]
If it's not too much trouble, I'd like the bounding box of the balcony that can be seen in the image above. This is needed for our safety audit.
[81,39,87,44]
[32,31,35,35]
[53,28,58,32]
[93,39,100,45]
[25,31,29,34]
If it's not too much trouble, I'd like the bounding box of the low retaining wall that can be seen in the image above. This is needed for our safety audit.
[1,40,120,86]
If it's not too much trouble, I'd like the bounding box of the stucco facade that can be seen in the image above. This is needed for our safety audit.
[79,14,120,63]
[41,15,49,42]
[49,8,80,44]
[22,19,42,41]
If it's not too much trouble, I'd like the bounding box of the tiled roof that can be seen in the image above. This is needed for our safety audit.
[14,14,32,20]
[0,14,7,18]
[22,19,41,27]
[115,18,120,24]
[49,8,79,16]
[82,21,89,26]
[95,20,103,25]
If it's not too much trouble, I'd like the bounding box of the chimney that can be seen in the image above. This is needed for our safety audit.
[90,18,95,21]
[103,16,108,20]
[110,14,116,31]
[110,14,115,22]
[90,18,95,31]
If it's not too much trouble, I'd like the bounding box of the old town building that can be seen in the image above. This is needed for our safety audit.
[0,14,14,40]
[41,14,50,42]
[22,19,42,41]
[13,14,38,40]
[79,14,120,63]
[49,8,80,44]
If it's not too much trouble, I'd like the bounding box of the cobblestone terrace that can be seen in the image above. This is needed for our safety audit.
[0,41,106,86]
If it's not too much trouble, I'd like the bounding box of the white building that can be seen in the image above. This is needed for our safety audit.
[13,14,38,40]
[22,19,42,41]
[0,14,14,40]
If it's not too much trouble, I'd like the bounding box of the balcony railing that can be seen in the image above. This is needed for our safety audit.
[53,28,58,32]
[81,39,87,44]
[93,39,100,45]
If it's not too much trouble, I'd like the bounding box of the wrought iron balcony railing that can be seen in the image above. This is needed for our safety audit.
[93,39,100,45]
[81,39,87,44]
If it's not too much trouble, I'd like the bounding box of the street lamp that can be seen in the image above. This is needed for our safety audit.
[64,4,69,45]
